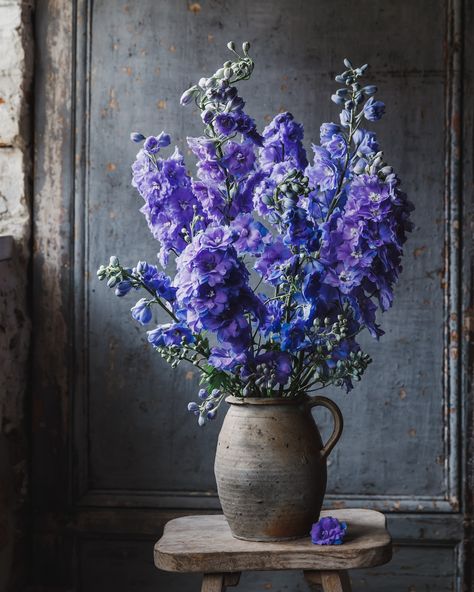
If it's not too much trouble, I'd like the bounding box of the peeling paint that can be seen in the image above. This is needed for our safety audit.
[188,2,201,14]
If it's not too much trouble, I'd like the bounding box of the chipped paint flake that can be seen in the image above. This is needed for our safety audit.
[188,2,201,14]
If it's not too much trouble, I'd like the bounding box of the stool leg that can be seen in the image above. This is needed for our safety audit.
[304,570,322,590]
[201,574,225,592]
[201,572,241,592]
[224,573,241,589]
[320,571,352,592]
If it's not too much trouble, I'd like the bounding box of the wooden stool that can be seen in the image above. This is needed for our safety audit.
[154,509,392,592]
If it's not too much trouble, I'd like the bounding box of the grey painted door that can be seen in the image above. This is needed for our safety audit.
[32,0,473,590]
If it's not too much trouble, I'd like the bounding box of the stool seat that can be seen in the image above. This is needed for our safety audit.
[154,509,392,573]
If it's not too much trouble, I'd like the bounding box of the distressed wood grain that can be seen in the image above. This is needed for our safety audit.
[320,571,352,592]
[154,511,391,573]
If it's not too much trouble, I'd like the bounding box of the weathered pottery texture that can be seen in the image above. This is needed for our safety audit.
[214,395,343,541]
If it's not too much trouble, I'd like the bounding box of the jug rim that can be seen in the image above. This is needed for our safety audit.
[226,394,308,406]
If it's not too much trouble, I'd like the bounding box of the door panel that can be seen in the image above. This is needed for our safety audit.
[87,0,447,502]
[32,0,472,589]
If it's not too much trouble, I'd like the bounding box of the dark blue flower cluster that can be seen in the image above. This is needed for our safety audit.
[98,44,413,426]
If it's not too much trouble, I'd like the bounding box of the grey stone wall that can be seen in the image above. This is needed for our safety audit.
[0,0,33,589]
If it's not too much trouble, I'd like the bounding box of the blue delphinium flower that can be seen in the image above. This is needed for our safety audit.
[310,516,347,545]
[174,224,266,354]
[147,322,195,347]
[260,111,307,171]
[131,298,153,325]
[131,143,207,265]
[134,261,176,301]
[97,47,413,419]
[221,141,256,178]
[230,213,269,254]
[363,97,385,121]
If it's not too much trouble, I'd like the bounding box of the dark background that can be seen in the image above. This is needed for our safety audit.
[26,0,474,590]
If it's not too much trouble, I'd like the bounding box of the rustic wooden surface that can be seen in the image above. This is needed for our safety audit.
[154,510,392,573]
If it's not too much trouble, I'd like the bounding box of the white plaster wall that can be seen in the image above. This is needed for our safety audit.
[0,1,33,589]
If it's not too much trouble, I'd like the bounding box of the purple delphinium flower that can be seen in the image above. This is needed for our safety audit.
[187,136,217,160]
[282,206,320,251]
[260,111,307,171]
[254,238,292,284]
[131,298,153,325]
[255,350,292,385]
[320,122,341,144]
[144,132,171,154]
[230,213,269,254]
[325,134,347,160]
[197,158,226,185]
[208,346,248,371]
[98,53,414,411]
[310,516,347,545]
[305,145,340,192]
[134,261,176,301]
[214,112,238,136]
[352,129,379,156]
[280,318,309,351]
[147,322,195,347]
[114,279,133,297]
[363,97,385,121]
[174,224,265,353]
[192,180,226,222]
[222,141,256,178]
[132,141,206,265]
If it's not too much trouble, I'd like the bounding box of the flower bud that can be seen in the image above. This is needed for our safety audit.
[363,85,377,96]
[198,415,206,427]
[109,256,119,266]
[343,58,353,68]
[187,402,199,412]
[201,109,214,124]
[180,85,198,106]
[331,94,345,106]
[107,276,118,288]
[130,132,145,143]
[136,260,146,274]
[198,388,208,400]
[242,41,250,54]
[227,41,236,51]
[373,156,383,168]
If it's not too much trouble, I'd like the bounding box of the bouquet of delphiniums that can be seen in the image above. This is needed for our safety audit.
[98,41,413,426]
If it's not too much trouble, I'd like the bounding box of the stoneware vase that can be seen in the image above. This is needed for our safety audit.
[214,395,343,541]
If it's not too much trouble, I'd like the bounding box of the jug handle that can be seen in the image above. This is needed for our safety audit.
[306,396,343,459]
